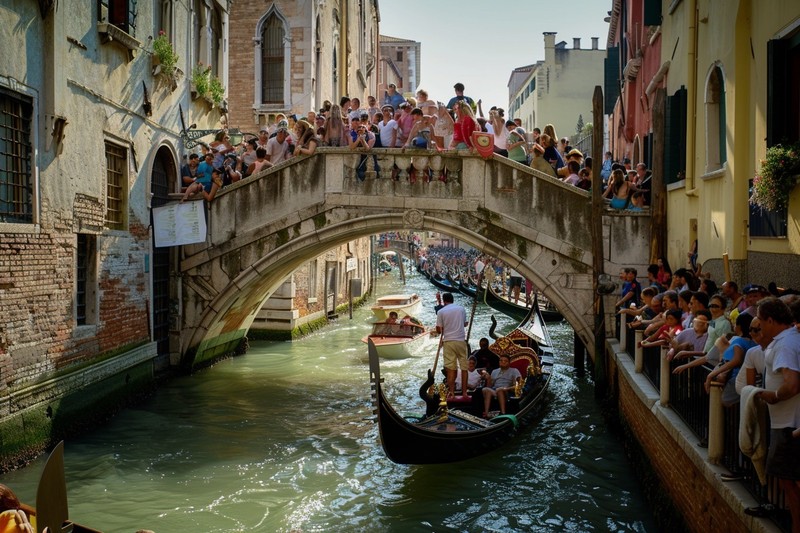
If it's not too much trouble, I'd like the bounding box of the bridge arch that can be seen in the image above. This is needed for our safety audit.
[178,149,650,368]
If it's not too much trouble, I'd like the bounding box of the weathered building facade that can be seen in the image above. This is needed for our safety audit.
[508,32,605,145]
[378,34,421,98]
[226,0,380,131]
[226,1,379,338]
[657,0,800,286]
[0,0,228,464]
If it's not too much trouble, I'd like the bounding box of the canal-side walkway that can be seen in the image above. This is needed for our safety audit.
[608,335,783,533]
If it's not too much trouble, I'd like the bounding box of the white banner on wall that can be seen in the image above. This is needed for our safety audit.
[153,201,207,247]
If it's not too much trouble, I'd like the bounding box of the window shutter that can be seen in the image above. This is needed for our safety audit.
[766,39,788,147]
[604,47,620,114]
[644,0,662,26]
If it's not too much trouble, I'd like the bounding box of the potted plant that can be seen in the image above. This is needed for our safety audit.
[750,143,800,211]
[151,31,179,87]
[191,63,211,100]
[209,75,225,107]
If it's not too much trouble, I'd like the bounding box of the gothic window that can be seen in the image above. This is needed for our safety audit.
[260,13,285,105]
[704,64,726,172]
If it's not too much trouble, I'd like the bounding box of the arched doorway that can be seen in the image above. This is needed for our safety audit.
[150,146,177,357]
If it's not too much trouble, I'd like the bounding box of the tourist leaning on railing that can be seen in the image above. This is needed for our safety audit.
[747,296,800,522]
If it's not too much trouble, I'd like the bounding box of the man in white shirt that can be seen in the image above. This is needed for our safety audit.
[266,127,291,164]
[436,292,468,399]
[751,296,800,523]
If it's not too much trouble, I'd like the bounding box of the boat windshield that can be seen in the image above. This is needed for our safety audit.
[371,322,424,337]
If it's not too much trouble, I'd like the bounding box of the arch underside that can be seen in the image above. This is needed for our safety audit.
[181,206,597,369]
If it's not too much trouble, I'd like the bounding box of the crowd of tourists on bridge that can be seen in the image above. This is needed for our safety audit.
[617,256,800,524]
[179,82,650,210]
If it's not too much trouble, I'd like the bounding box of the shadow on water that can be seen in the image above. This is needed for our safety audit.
[1,271,655,532]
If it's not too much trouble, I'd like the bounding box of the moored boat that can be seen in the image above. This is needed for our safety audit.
[368,302,553,464]
[361,320,429,359]
[370,293,422,321]
[483,282,563,323]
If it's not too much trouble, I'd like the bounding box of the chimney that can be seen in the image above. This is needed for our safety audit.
[592,37,599,50]
[573,38,581,49]
[544,32,556,65]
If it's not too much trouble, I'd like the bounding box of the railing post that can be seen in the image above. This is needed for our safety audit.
[634,330,644,373]
[660,346,670,406]
[708,381,724,464]
[619,315,627,352]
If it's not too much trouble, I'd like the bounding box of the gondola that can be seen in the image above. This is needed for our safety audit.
[429,272,457,292]
[483,281,563,323]
[368,301,553,465]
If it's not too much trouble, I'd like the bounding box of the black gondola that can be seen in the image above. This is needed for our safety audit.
[483,281,563,323]
[368,302,553,464]
[429,272,457,292]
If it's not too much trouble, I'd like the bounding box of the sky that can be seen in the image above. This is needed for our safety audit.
[378,0,612,112]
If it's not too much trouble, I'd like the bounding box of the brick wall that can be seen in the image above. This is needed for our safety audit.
[0,211,150,391]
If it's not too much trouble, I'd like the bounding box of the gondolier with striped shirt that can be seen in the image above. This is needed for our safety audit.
[436,292,469,399]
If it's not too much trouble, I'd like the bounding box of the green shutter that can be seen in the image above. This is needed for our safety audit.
[604,47,620,114]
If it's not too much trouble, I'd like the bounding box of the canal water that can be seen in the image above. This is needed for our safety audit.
[2,268,655,532]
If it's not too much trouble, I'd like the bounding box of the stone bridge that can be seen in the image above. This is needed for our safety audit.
[178,148,650,368]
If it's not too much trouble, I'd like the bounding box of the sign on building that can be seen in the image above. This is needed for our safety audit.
[153,201,208,247]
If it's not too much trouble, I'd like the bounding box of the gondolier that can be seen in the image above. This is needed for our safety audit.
[436,292,468,398]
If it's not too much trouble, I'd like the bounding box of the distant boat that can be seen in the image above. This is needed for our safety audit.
[483,282,563,323]
[368,301,553,464]
[429,272,457,292]
[370,293,422,321]
[361,320,429,359]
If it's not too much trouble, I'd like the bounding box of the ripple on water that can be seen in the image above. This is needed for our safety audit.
[0,273,654,532]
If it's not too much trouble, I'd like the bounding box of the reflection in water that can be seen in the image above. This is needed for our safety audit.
[2,271,654,532]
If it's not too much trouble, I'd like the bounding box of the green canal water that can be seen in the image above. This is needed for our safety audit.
[2,271,655,532]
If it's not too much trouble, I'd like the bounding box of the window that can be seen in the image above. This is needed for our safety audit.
[105,141,128,230]
[76,234,98,326]
[604,46,620,114]
[261,12,285,104]
[155,0,173,42]
[664,87,687,184]
[704,65,726,172]
[210,4,223,77]
[0,87,34,224]
[750,188,788,237]
[98,0,138,35]
[767,32,800,146]
[396,50,403,62]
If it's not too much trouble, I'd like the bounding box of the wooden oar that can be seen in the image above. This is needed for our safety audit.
[427,333,445,396]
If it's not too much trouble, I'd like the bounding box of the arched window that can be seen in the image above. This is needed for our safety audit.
[260,13,285,105]
[705,64,727,172]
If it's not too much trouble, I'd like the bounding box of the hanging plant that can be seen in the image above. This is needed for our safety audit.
[152,31,179,82]
[750,143,800,211]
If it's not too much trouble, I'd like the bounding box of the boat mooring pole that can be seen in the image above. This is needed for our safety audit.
[399,254,406,284]
[573,332,586,375]
[591,85,608,398]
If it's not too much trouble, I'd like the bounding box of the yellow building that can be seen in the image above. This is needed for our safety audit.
[662,0,800,287]
[508,33,605,147]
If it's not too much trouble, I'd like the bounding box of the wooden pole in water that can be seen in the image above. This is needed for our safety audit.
[592,85,607,397]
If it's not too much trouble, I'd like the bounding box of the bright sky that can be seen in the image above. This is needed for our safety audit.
[378,0,612,112]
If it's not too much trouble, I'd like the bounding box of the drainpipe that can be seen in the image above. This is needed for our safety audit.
[686,0,699,196]
[339,2,348,98]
